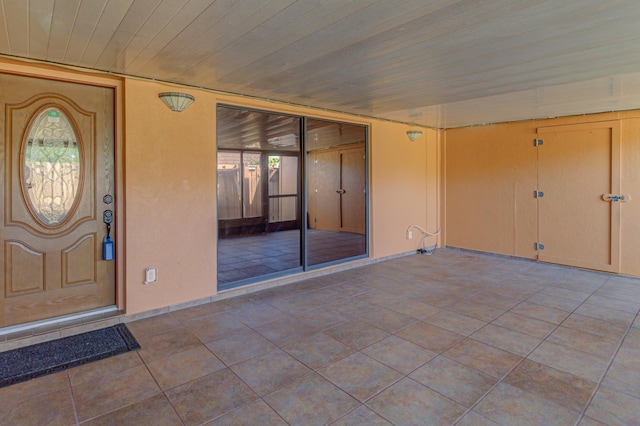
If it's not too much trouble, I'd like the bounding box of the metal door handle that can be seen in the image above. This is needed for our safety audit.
[602,194,630,202]
[336,189,346,194]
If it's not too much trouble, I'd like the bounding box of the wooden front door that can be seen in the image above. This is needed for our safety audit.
[537,121,621,272]
[1,73,115,328]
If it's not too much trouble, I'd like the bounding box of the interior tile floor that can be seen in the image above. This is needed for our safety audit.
[218,229,366,285]
[2,249,640,425]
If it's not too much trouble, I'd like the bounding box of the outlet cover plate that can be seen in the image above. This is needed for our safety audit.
[145,267,158,284]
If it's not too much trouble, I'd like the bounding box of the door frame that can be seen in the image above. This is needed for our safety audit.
[0,58,125,316]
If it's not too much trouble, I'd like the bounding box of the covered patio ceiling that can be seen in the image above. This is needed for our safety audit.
[1,0,640,128]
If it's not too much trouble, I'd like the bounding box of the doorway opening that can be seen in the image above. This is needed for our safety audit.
[216,106,367,289]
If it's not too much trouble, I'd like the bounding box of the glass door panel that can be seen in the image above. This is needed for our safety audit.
[306,119,367,266]
[217,106,302,288]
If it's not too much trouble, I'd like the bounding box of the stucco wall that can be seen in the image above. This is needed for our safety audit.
[124,80,438,314]
[370,123,440,258]
[445,111,640,277]
[124,80,219,314]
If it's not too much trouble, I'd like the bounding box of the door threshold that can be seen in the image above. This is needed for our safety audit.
[0,307,122,351]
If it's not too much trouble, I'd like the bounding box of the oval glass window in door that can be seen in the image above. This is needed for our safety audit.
[22,107,83,227]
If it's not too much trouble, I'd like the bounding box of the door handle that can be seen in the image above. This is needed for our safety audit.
[602,194,630,202]
[336,189,346,194]
[102,209,114,261]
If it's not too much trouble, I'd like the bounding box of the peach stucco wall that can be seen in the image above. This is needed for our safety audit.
[124,80,219,314]
[445,111,640,277]
[123,79,438,314]
[370,124,440,258]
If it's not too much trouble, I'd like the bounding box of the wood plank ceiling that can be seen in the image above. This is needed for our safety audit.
[1,0,640,128]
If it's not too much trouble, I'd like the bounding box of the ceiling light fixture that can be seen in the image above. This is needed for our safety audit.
[406,130,423,141]
[158,92,195,112]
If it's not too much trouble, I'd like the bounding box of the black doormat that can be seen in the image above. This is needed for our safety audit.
[0,323,140,388]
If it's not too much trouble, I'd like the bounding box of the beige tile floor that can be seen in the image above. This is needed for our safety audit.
[1,249,639,425]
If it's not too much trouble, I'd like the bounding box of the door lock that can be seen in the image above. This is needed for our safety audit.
[336,189,346,194]
[103,209,113,224]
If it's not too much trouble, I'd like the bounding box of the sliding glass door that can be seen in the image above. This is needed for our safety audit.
[216,106,367,289]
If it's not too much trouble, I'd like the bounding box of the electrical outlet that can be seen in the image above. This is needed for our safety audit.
[144,267,158,284]
[407,230,413,239]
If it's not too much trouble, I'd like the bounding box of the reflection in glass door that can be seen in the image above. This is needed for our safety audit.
[217,151,263,224]
[267,155,299,232]
[306,119,367,266]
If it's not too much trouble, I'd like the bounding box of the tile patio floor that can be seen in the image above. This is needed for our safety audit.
[1,249,639,425]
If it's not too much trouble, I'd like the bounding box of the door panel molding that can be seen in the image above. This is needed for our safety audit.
[4,240,46,297]
[62,233,96,287]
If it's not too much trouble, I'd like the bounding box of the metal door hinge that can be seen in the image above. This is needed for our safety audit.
[534,190,544,198]
[534,139,544,146]
[534,242,545,250]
